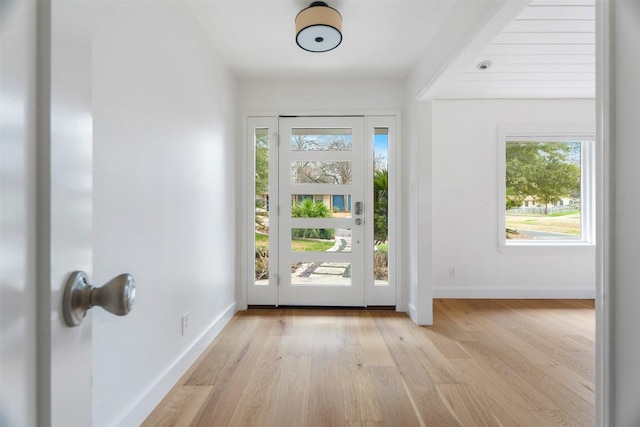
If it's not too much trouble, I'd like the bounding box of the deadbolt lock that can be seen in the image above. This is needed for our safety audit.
[355,201,363,215]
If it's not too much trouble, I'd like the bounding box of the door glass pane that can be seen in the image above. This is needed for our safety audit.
[290,229,352,253]
[254,128,269,285]
[291,194,352,217]
[374,128,389,285]
[291,261,352,286]
[291,128,352,151]
[291,161,352,184]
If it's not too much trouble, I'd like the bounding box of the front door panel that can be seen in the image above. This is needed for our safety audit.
[278,117,365,306]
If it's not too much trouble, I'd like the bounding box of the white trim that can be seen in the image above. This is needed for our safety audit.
[408,303,417,324]
[237,113,249,311]
[429,94,597,101]
[499,129,596,141]
[497,243,596,256]
[433,287,595,299]
[395,300,408,314]
[394,117,404,311]
[595,0,612,425]
[242,109,402,119]
[115,302,237,427]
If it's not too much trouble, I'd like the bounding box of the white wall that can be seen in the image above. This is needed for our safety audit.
[239,78,404,112]
[432,99,596,298]
[92,2,238,426]
[611,1,640,424]
[400,94,434,325]
[402,1,504,325]
[0,0,37,425]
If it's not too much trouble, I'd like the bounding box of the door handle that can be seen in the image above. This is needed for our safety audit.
[62,271,136,327]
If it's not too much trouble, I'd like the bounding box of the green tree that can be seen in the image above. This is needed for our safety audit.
[373,169,388,245]
[505,187,524,210]
[292,135,352,185]
[255,134,269,196]
[291,199,334,239]
[506,142,580,215]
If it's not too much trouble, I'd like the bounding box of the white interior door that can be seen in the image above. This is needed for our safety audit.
[0,1,93,425]
[278,117,365,306]
[0,1,39,424]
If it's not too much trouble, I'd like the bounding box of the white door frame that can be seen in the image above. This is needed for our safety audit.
[595,1,612,425]
[244,112,401,309]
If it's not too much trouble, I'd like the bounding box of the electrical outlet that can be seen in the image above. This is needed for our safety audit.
[448,267,456,278]
[182,312,189,335]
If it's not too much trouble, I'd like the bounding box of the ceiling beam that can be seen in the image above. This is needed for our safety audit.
[416,0,530,101]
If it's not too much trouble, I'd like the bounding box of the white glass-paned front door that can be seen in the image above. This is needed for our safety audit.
[278,117,365,306]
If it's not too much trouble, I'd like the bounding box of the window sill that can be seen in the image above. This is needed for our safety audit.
[498,240,595,255]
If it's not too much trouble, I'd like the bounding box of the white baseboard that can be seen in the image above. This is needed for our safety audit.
[115,301,237,427]
[395,300,408,314]
[433,287,595,299]
[408,303,417,323]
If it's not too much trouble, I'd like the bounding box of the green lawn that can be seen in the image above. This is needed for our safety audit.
[255,233,334,252]
[506,213,581,235]
[548,210,580,217]
[255,232,269,249]
[376,242,388,252]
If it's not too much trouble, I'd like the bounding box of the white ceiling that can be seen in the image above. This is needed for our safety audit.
[186,0,457,81]
[186,0,596,98]
[432,0,596,98]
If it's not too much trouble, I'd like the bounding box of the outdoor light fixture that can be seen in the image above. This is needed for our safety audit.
[296,1,342,53]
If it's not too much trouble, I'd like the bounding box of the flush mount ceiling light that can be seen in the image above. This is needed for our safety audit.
[296,1,342,53]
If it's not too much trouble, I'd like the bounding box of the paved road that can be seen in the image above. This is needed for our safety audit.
[518,229,581,240]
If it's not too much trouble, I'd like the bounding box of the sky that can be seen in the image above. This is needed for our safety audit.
[374,133,389,168]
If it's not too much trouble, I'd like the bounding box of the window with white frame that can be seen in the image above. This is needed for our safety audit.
[498,128,595,248]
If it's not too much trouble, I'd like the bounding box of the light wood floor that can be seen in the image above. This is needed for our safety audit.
[144,299,595,427]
